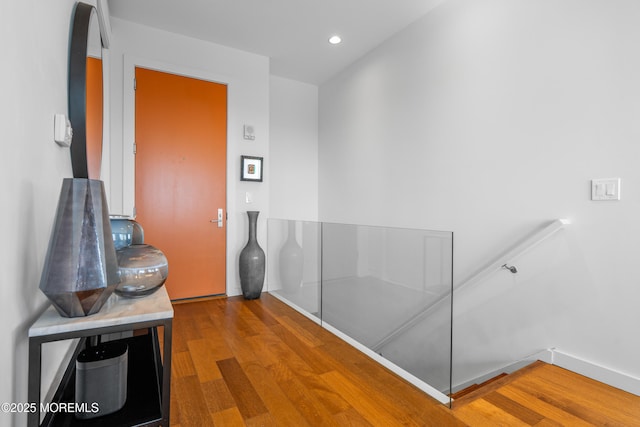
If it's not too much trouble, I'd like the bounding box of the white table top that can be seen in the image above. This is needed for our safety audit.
[29,286,174,338]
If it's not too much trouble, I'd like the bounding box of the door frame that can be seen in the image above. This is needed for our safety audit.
[121,55,233,295]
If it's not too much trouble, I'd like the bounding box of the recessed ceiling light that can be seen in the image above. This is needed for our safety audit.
[328,35,342,45]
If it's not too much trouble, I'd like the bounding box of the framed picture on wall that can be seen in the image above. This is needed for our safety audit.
[241,155,263,182]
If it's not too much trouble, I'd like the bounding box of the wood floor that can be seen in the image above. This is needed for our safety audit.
[167,293,640,426]
[452,361,640,426]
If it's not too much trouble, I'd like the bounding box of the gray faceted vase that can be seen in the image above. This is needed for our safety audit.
[239,211,265,299]
[39,178,119,317]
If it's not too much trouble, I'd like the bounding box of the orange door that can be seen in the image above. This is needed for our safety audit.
[135,67,227,300]
[86,56,102,179]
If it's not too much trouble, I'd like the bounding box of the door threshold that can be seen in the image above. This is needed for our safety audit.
[171,294,227,304]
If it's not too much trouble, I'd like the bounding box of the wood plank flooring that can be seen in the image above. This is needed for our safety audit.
[167,293,640,426]
[453,362,640,426]
[168,294,459,426]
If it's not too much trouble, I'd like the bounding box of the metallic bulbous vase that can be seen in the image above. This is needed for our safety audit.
[115,244,169,298]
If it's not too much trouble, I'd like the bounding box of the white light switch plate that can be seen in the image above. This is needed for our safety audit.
[591,178,620,201]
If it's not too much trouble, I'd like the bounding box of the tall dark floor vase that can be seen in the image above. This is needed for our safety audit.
[239,211,265,299]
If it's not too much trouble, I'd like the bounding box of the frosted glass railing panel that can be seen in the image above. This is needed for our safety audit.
[266,219,321,320]
[321,223,453,394]
[451,220,571,395]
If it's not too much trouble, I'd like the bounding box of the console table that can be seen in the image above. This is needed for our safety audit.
[28,287,173,426]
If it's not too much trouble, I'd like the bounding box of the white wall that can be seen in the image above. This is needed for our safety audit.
[108,18,270,296]
[269,76,319,221]
[267,76,319,295]
[319,0,640,385]
[0,1,100,425]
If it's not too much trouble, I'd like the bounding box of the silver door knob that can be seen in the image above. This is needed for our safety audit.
[211,208,223,228]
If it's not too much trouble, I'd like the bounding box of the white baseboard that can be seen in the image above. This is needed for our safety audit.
[550,349,640,397]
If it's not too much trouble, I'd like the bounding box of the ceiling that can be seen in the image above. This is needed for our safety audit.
[107,0,446,85]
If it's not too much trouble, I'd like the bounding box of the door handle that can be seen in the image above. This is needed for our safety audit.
[210,208,224,228]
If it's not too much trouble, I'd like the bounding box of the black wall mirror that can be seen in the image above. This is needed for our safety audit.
[69,2,103,179]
